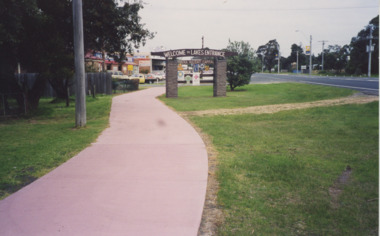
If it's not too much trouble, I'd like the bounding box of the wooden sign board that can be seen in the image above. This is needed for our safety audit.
[151,49,237,58]
[179,59,214,64]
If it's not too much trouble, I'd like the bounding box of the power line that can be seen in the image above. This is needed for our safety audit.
[261,6,378,11]
[156,5,378,12]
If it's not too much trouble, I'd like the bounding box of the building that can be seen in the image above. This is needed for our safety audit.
[85,51,167,75]
[85,51,139,75]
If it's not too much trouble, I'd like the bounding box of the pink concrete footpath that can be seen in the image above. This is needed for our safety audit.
[0,87,208,236]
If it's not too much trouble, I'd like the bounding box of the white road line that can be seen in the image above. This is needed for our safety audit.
[312,77,378,82]
[300,81,379,91]
[275,74,378,82]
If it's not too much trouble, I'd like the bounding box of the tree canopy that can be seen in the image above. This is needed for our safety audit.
[0,0,46,110]
[315,45,350,72]
[256,39,280,73]
[282,44,307,72]
[346,15,379,75]
[83,0,154,65]
[0,0,154,111]
[257,16,378,75]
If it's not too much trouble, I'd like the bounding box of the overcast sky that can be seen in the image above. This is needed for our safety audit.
[138,0,378,57]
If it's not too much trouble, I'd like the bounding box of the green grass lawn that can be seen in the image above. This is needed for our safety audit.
[0,95,113,199]
[160,84,378,235]
[160,83,354,111]
[1,83,377,235]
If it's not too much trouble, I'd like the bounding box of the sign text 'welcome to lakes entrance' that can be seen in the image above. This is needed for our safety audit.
[151,49,237,58]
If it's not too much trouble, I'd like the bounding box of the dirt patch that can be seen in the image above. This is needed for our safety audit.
[329,166,352,209]
[180,95,378,117]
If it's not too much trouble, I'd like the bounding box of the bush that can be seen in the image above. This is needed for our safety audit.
[112,79,139,92]
[354,68,362,76]
[126,79,139,90]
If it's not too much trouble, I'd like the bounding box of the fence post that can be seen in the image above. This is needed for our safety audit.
[106,72,112,95]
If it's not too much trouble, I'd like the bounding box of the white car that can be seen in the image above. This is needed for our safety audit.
[152,71,166,80]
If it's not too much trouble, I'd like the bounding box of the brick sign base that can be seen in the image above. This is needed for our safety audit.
[165,58,227,98]
[166,59,178,98]
[213,59,227,97]
[154,48,236,98]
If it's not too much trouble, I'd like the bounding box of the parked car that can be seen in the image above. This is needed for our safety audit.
[144,74,156,84]
[152,71,165,80]
[129,74,145,84]
[108,71,129,80]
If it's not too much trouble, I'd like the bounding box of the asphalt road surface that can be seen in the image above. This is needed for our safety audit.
[251,73,379,96]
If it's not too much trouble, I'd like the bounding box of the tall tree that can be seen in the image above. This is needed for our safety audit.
[225,40,257,91]
[83,0,154,69]
[283,44,307,71]
[346,15,379,75]
[30,0,74,105]
[318,45,350,72]
[256,39,280,73]
[0,0,25,97]
[0,0,47,111]
[1,0,155,111]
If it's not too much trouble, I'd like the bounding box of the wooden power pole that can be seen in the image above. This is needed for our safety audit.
[318,40,328,71]
[73,0,86,127]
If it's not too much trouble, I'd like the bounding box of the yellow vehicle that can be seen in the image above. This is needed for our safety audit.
[129,74,145,84]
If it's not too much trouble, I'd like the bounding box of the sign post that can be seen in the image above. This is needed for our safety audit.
[177,71,184,81]
[305,46,310,55]
[192,73,200,86]
[185,75,192,84]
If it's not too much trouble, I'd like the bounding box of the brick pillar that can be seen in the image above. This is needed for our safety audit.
[213,58,227,97]
[166,58,178,98]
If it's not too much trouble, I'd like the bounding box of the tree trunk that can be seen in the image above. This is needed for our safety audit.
[49,79,67,99]
[65,78,70,107]
[102,50,106,72]
[230,83,235,91]
[26,75,46,111]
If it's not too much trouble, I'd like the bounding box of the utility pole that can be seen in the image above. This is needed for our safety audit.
[318,40,328,71]
[277,51,280,74]
[309,35,312,75]
[277,42,280,74]
[367,25,374,77]
[296,50,299,74]
[295,30,312,75]
[202,36,204,49]
[73,0,86,127]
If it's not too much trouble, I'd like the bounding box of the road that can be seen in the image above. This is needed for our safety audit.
[251,73,379,95]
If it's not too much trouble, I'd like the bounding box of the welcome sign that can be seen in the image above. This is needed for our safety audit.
[151,49,237,58]
[157,48,229,98]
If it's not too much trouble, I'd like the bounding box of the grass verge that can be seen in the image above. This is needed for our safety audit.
[192,103,378,235]
[160,84,378,235]
[160,83,354,112]
[0,95,113,200]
